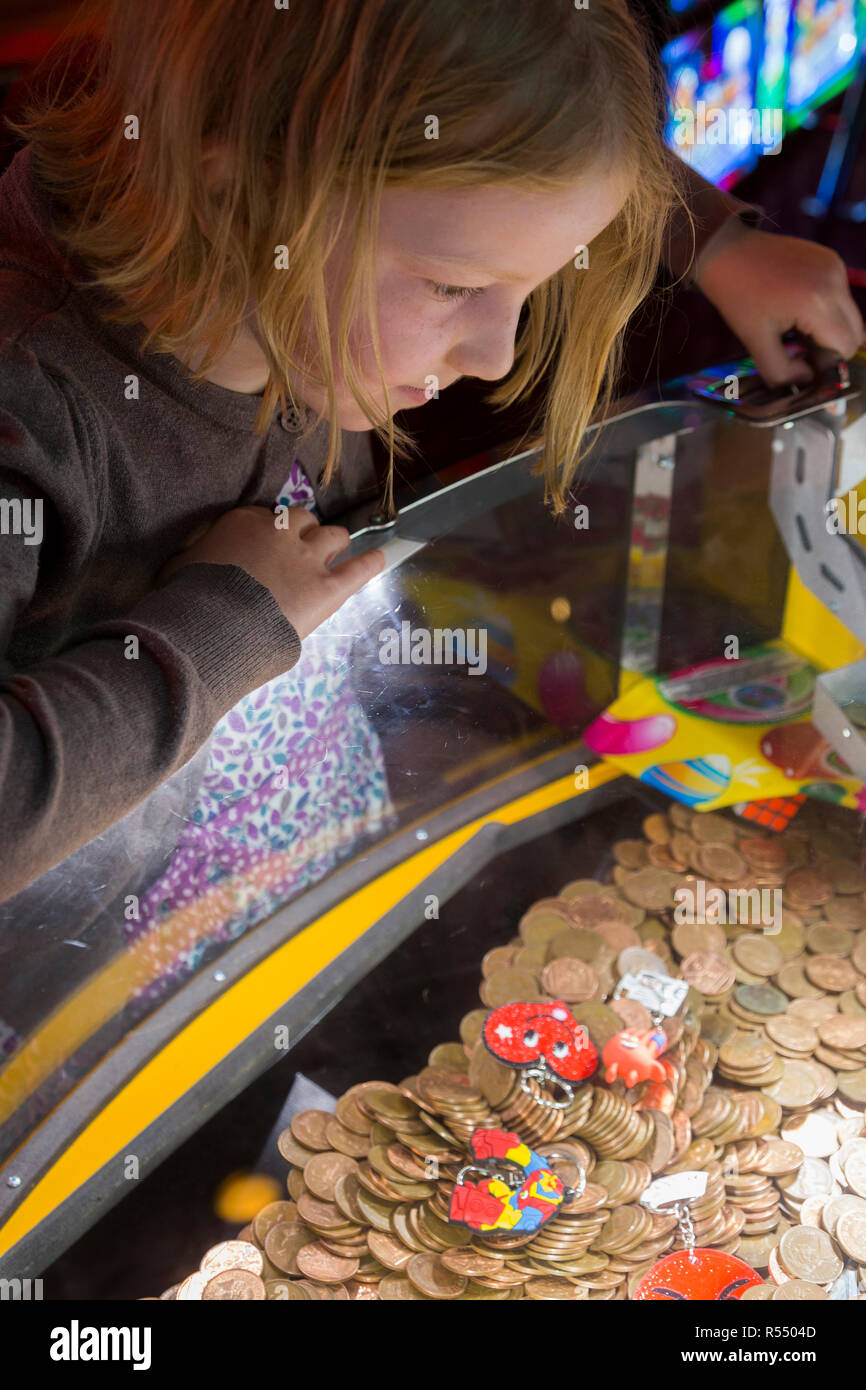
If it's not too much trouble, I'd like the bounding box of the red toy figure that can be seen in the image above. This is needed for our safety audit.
[602,1025,668,1087]
[482,1001,598,1083]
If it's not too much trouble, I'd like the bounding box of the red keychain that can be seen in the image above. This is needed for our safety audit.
[482,1001,598,1109]
[633,1173,763,1301]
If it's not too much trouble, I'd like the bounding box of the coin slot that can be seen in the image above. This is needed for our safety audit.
[819,562,844,592]
[795,446,806,485]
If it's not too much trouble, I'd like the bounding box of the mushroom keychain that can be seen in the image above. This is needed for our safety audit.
[633,1172,763,1301]
[482,1001,598,1109]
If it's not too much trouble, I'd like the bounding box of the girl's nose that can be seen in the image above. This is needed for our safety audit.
[447,305,521,383]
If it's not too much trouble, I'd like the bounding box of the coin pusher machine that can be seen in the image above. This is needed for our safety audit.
[0,348,864,1282]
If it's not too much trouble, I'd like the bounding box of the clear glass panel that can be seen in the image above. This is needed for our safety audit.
[0,398,786,1168]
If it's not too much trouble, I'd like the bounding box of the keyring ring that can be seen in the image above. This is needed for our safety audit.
[539,1150,587,1200]
[519,1064,574,1111]
[455,1164,497,1187]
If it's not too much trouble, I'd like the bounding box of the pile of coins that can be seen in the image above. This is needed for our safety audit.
[153,799,866,1300]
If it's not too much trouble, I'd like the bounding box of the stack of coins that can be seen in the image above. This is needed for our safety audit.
[155,798,866,1299]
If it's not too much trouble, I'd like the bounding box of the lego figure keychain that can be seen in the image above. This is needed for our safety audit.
[633,1172,763,1301]
[448,1127,587,1235]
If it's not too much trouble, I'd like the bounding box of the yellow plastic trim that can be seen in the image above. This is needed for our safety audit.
[782,566,865,672]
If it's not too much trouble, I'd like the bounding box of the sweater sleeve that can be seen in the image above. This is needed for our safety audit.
[662,154,764,284]
[0,358,301,903]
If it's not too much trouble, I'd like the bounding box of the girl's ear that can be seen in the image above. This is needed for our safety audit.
[196,141,237,238]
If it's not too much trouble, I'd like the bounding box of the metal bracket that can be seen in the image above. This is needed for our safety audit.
[769,407,866,781]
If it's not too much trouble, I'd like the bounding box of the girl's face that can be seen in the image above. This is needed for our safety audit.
[287,172,631,429]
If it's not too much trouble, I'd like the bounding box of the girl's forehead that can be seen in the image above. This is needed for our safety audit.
[375,173,631,279]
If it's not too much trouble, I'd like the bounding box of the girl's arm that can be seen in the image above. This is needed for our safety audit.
[0,354,303,904]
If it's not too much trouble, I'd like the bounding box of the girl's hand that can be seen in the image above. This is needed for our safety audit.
[692,220,865,388]
[157,505,385,640]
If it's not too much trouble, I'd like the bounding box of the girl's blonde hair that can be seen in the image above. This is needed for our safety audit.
[12,0,681,514]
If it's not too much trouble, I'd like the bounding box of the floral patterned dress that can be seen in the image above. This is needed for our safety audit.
[123,458,393,1003]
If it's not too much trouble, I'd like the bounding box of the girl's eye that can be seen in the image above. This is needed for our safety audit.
[431,282,486,303]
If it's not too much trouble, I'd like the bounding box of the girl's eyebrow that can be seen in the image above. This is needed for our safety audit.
[400,249,526,282]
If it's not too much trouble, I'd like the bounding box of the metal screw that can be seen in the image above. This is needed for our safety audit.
[843,727,852,738]
[656,456,675,471]
[6,1175,21,1188]
[213,971,227,983]
[415,829,429,842]
[783,421,795,430]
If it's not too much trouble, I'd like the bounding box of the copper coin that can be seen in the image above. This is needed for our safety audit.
[483,967,544,1007]
[570,894,642,930]
[440,1249,506,1278]
[836,1208,866,1263]
[405,1253,467,1299]
[765,1015,818,1052]
[680,951,735,996]
[303,1151,359,1201]
[290,1109,335,1151]
[694,842,747,882]
[805,922,855,957]
[481,945,518,978]
[202,1269,266,1300]
[252,1201,299,1247]
[277,1128,318,1166]
[733,934,783,977]
[805,955,860,993]
[671,921,727,958]
[540,956,599,1002]
[643,814,671,845]
[325,1117,371,1158]
[296,1241,360,1284]
[818,1015,866,1049]
[199,1240,263,1280]
[264,1220,315,1275]
[690,811,738,844]
[620,868,680,912]
[785,870,834,907]
[778,1227,842,1283]
[613,838,650,869]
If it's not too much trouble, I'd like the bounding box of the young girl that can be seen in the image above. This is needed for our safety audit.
[0,0,860,1022]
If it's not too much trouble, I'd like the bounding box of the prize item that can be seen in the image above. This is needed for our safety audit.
[448,1128,586,1235]
[482,1000,598,1109]
[603,1027,667,1087]
[633,1172,764,1300]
